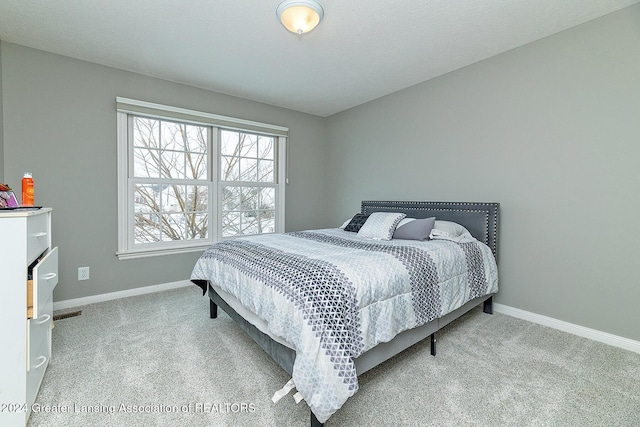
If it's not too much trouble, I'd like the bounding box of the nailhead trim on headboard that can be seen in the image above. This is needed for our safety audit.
[361,201,499,261]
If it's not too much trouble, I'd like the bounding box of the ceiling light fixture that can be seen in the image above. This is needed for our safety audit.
[276,0,324,35]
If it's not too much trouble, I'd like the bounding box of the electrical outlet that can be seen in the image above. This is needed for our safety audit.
[78,267,90,281]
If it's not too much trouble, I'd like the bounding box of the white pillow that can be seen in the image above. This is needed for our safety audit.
[339,219,351,229]
[432,220,468,237]
[357,212,406,240]
[430,220,476,243]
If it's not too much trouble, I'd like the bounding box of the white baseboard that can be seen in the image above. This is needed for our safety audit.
[493,303,640,354]
[53,280,193,311]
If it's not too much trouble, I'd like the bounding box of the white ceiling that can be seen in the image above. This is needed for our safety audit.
[0,0,638,117]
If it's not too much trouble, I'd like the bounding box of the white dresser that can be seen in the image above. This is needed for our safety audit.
[0,208,58,426]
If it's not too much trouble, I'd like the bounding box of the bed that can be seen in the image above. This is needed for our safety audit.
[191,200,499,426]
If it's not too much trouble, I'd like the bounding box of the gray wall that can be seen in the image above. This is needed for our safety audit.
[327,5,640,341]
[0,42,328,301]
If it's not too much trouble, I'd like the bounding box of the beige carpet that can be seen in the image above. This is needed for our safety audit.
[29,286,640,426]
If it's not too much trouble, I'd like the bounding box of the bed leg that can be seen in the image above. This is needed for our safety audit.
[209,299,218,319]
[311,411,323,427]
[430,333,436,356]
[483,297,493,315]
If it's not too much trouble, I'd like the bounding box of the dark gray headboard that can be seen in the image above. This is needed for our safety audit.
[361,201,499,260]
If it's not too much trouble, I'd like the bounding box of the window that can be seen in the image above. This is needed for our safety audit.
[117,98,287,259]
[220,130,277,237]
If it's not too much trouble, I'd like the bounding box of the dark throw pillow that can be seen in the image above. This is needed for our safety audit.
[344,214,369,232]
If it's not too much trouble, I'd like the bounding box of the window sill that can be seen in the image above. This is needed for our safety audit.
[116,244,211,260]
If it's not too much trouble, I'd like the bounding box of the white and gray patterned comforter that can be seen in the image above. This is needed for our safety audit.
[191,228,498,423]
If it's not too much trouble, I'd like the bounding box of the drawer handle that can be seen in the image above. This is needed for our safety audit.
[35,314,51,325]
[42,273,57,281]
[33,356,48,370]
[31,232,48,237]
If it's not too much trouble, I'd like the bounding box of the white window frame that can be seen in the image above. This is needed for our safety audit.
[116,98,287,260]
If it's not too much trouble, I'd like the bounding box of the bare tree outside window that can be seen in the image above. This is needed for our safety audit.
[131,118,276,244]
[220,130,276,237]
[132,117,209,244]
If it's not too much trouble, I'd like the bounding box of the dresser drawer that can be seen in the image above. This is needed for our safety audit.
[27,212,50,265]
[32,247,58,319]
[26,293,51,413]
[27,297,52,372]
[26,352,49,416]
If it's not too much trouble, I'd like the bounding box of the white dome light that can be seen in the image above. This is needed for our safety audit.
[276,0,324,35]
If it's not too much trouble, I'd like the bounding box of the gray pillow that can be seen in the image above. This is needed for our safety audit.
[392,217,436,241]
